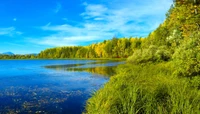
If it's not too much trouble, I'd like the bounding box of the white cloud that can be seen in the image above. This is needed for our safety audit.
[13,18,17,21]
[45,22,51,26]
[81,3,108,19]
[31,23,113,46]
[0,27,22,36]
[54,3,61,13]
[31,36,99,46]
[32,0,172,46]
[62,18,68,21]
[5,42,24,47]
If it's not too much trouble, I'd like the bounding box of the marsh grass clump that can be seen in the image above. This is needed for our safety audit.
[85,63,200,114]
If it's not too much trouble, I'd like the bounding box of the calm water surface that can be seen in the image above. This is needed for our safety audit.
[0,60,123,114]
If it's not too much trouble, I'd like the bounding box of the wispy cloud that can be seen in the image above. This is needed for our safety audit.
[30,35,99,46]
[13,18,17,21]
[54,3,61,13]
[31,24,110,46]
[0,27,22,36]
[81,3,108,19]
[4,42,24,47]
[32,0,172,46]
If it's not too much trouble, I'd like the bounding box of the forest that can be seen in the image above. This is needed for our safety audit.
[85,0,200,113]
[0,37,143,59]
[0,0,200,113]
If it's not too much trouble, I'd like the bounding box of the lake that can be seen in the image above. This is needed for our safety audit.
[0,60,123,114]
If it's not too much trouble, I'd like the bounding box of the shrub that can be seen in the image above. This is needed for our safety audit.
[127,45,171,64]
[172,32,200,77]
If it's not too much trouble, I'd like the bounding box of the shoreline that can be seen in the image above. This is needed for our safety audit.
[0,58,127,61]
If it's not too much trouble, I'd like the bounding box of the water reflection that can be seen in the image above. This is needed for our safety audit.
[44,60,123,76]
[67,66,116,77]
[45,63,85,70]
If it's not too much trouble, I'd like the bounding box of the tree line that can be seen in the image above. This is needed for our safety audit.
[0,37,144,59]
[38,37,144,59]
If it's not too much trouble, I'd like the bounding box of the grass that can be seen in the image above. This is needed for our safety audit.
[85,62,200,114]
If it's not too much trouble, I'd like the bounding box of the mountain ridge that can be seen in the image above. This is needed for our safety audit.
[1,52,14,55]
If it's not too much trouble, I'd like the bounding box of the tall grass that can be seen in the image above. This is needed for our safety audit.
[85,62,200,114]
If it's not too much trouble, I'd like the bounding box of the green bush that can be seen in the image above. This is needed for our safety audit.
[127,45,171,64]
[172,32,200,77]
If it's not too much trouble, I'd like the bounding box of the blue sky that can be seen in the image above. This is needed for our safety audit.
[0,0,173,54]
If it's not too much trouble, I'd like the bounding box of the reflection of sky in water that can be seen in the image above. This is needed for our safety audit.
[0,60,122,114]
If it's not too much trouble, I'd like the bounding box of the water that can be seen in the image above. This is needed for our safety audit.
[0,60,123,114]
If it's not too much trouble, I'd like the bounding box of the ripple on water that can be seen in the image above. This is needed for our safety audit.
[0,60,124,113]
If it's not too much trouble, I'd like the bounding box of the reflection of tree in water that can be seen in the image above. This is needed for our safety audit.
[44,60,122,77]
[67,66,117,77]
[44,63,85,71]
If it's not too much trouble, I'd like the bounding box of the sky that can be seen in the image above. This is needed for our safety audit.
[0,0,173,54]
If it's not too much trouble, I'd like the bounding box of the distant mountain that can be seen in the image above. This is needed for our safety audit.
[1,52,14,55]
